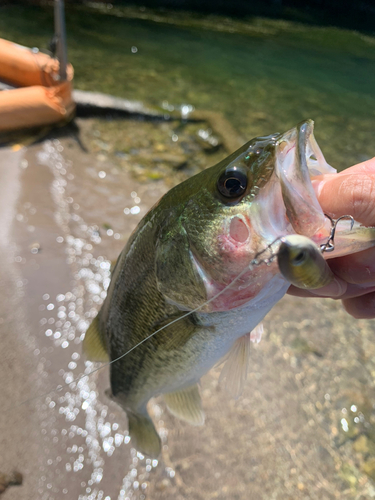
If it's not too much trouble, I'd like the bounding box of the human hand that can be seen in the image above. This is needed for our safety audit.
[288,157,375,319]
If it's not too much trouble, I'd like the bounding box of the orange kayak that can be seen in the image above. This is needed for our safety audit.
[0,38,75,132]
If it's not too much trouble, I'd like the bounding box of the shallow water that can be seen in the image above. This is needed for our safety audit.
[0,135,169,500]
[1,4,375,500]
[1,3,375,169]
[80,8,374,172]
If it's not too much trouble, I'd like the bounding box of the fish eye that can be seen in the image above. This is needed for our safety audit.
[217,167,248,199]
[293,250,307,265]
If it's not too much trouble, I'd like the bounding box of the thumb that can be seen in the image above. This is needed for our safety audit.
[312,157,375,227]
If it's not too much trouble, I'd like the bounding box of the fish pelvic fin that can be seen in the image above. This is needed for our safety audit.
[218,323,263,399]
[82,316,109,362]
[164,384,205,426]
[128,412,161,458]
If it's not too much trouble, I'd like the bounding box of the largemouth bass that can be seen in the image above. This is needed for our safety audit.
[83,119,375,457]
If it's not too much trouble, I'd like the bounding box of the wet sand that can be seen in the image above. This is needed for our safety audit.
[1,122,375,499]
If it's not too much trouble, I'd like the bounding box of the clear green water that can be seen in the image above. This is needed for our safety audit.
[1,3,375,168]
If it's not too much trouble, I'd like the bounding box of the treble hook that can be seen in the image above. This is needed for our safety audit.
[250,236,284,268]
[320,214,355,253]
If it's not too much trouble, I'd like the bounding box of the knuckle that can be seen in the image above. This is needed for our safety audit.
[343,175,375,225]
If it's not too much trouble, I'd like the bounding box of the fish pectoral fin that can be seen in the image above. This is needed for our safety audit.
[82,316,109,362]
[127,412,161,458]
[218,324,263,399]
[164,384,205,426]
[250,323,264,344]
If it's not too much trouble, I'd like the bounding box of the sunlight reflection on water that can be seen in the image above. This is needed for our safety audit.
[35,140,166,500]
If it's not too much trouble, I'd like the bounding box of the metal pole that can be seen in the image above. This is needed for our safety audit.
[54,0,68,81]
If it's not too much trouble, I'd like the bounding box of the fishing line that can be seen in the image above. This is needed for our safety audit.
[4,237,282,413]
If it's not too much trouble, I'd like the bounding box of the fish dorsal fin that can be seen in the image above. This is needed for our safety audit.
[164,384,205,426]
[219,323,263,399]
[82,316,109,362]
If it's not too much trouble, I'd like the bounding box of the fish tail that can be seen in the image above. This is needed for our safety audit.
[127,411,161,458]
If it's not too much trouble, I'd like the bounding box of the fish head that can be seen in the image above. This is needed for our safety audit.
[155,120,338,312]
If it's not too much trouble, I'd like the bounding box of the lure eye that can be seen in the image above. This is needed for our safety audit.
[292,250,307,265]
[217,167,248,199]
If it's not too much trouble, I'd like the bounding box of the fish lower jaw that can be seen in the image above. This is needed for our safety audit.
[311,218,375,259]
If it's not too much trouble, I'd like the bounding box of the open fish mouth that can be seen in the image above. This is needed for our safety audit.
[275,119,336,237]
[297,119,335,177]
[274,120,375,258]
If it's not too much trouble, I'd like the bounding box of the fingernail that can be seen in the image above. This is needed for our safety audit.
[311,277,347,298]
[311,179,326,198]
